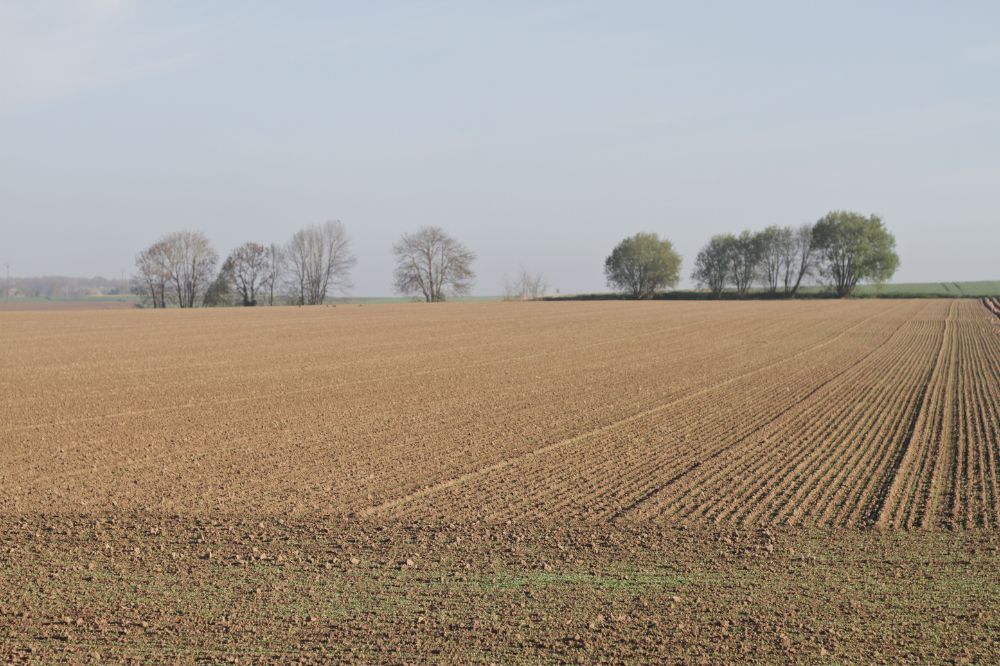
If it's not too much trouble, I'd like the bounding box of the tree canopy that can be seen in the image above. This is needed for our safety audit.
[393,226,476,302]
[286,221,356,305]
[729,230,763,297]
[812,211,899,297]
[226,241,270,306]
[691,234,734,298]
[604,233,681,299]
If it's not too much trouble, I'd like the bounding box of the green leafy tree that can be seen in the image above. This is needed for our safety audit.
[203,258,235,307]
[812,211,899,297]
[604,232,682,299]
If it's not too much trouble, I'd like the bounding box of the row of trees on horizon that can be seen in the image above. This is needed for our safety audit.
[132,210,899,307]
[133,223,486,308]
[606,211,899,299]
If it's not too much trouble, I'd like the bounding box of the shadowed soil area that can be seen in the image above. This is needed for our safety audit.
[2,516,998,664]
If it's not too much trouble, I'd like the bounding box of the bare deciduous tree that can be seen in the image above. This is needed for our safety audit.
[502,267,548,300]
[729,230,762,298]
[756,226,791,294]
[286,221,356,305]
[133,240,171,308]
[161,231,219,308]
[262,243,285,306]
[692,234,733,298]
[226,242,269,306]
[393,227,476,302]
[780,224,816,296]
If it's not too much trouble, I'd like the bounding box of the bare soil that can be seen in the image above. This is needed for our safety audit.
[1,300,998,662]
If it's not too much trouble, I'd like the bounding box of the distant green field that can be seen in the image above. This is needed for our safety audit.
[798,281,1000,298]
[547,280,1000,301]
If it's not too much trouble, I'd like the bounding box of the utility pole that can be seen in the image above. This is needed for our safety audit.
[4,263,9,302]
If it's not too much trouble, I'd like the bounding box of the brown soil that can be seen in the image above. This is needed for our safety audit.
[1,300,998,662]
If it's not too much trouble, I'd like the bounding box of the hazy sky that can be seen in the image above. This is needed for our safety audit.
[1,1,998,294]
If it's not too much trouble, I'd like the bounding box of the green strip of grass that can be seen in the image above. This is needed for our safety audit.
[546,280,1000,301]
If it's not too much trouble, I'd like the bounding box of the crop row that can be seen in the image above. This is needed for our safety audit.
[385,300,999,528]
[390,301,928,524]
[2,300,994,528]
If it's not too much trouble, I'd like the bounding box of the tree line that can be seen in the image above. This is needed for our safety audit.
[605,210,899,299]
[134,209,898,307]
[133,224,480,308]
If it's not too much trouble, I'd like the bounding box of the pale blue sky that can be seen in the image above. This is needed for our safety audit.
[1,1,998,294]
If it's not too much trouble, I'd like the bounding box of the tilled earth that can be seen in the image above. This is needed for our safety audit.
[2,300,999,662]
[2,516,998,664]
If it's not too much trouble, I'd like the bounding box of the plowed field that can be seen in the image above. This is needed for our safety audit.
[2,300,999,662]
